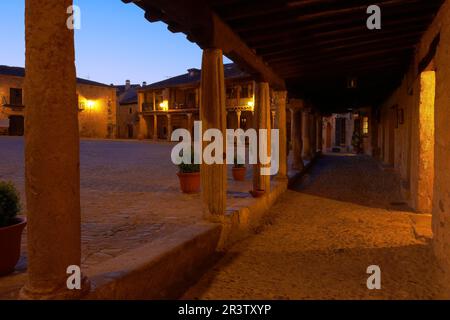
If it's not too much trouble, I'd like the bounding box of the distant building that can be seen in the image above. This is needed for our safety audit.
[114,80,141,139]
[137,63,257,140]
[322,108,372,155]
[0,65,118,138]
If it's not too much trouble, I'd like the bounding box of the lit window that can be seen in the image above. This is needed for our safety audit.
[363,116,369,135]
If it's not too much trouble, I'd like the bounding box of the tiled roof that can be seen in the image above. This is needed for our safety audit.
[142,63,249,90]
[0,65,112,88]
[115,84,141,105]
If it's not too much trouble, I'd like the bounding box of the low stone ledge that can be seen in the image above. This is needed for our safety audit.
[214,178,288,250]
[86,223,221,300]
[215,154,320,250]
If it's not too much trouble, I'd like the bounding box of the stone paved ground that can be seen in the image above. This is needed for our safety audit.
[183,154,446,300]
[0,136,259,274]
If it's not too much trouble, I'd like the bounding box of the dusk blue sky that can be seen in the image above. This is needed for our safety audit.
[0,0,231,85]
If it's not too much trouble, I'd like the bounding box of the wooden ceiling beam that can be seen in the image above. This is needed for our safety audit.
[232,0,429,33]
[122,0,285,89]
[247,14,433,48]
[273,52,410,74]
[259,30,423,59]
[263,34,419,64]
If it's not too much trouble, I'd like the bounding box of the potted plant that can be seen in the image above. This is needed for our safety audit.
[0,181,26,276]
[232,155,246,181]
[352,130,363,154]
[177,150,201,194]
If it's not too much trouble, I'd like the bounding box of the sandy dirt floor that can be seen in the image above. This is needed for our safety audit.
[183,154,445,300]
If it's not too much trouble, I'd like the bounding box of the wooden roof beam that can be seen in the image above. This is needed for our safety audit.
[122,0,285,89]
[247,14,433,48]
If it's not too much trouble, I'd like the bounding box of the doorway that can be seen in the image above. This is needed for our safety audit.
[8,116,24,136]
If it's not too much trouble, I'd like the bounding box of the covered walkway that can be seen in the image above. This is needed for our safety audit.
[183,154,444,300]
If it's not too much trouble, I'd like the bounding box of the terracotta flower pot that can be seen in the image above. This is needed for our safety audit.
[0,217,26,276]
[232,166,246,181]
[177,172,201,194]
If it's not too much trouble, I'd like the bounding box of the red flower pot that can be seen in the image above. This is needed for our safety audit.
[232,167,246,181]
[177,172,201,194]
[0,217,26,276]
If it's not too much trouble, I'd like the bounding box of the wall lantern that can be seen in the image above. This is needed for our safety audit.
[86,100,96,111]
[159,100,169,111]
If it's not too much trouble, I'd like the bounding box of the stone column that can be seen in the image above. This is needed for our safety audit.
[21,0,88,299]
[166,114,172,141]
[302,110,312,160]
[187,113,193,137]
[253,82,271,194]
[317,116,323,153]
[274,91,288,179]
[236,110,242,129]
[271,110,276,129]
[153,115,158,141]
[291,108,304,171]
[137,92,148,139]
[310,113,317,157]
[200,49,227,216]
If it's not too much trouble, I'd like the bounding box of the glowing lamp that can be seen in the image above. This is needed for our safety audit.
[87,100,95,110]
[159,100,169,111]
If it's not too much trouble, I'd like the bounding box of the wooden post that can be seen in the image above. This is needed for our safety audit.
[275,91,288,179]
[187,113,193,137]
[253,82,271,193]
[167,114,172,141]
[236,110,242,129]
[153,115,158,140]
[200,49,227,216]
[138,92,148,139]
[21,0,88,299]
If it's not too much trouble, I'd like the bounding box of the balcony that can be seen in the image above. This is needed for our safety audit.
[142,102,154,112]
[1,96,25,113]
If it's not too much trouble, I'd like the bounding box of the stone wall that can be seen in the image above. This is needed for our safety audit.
[77,84,117,139]
[116,103,139,139]
[0,74,117,138]
[378,0,450,292]
[0,75,24,134]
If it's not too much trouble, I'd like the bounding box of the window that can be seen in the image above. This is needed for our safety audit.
[10,88,23,106]
[241,84,252,99]
[226,87,236,99]
[363,116,369,135]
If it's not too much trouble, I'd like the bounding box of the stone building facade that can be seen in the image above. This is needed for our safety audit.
[322,108,372,155]
[136,63,257,140]
[375,0,450,288]
[115,80,141,139]
[0,65,117,138]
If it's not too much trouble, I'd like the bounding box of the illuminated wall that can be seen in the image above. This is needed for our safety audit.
[377,0,450,294]
[77,83,117,138]
[0,73,116,138]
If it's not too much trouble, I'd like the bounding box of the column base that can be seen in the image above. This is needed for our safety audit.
[19,275,90,300]
[275,175,288,182]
